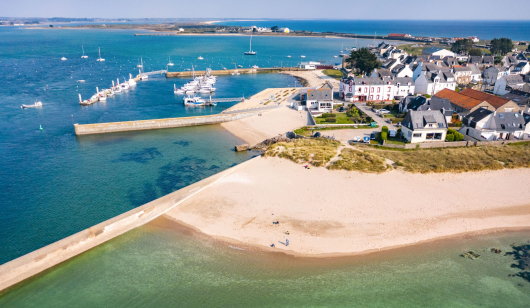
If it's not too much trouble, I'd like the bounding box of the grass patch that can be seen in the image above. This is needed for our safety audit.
[329,148,388,173]
[315,113,355,124]
[264,138,341,167]
[322,69,345,80]
[294,125,375,137]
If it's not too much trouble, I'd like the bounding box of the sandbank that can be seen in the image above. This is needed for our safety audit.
[164,156,530,257]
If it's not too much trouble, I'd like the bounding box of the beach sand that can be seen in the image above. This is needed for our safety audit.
[164,156,530,257]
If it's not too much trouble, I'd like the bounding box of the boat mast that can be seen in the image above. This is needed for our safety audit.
[249,32,252,52]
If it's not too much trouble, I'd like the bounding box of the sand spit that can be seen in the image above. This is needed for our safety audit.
[165,156,530,256]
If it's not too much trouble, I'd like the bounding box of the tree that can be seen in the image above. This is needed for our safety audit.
[451,39,473,54]
[346,48,381,76]
[468,48,483,56]
[490,38,514,56]
[527,45,530,51]
[271,26,279,32]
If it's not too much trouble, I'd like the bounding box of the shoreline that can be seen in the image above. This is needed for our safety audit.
[157,214,530,259]
[164,156,530,257]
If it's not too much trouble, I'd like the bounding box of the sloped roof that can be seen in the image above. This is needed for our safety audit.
[402,110,447,130]
[434,89,484,110]
[492,112,526,132]
[463,108,493,127]
[459,88,510,109]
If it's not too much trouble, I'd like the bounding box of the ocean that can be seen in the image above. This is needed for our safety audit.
[219,19,530,41]
[0,27,379,264]
[1,217,528,307]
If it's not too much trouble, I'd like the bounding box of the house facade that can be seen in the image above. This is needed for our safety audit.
[303,82,335,112]
[339,76,415,102]
[453,66,473,84]
[414,70,456,95]
[401,110,448,143]
[462,109,527,140]
[494,75,526,95]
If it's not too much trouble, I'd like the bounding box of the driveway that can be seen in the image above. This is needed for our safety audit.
[351,102,398,129]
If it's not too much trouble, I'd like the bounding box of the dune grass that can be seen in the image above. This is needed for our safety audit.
[264,138,341,167]
[329,149,388,173]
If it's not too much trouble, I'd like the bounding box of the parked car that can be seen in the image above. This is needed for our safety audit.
[378,109,390,115]
[389,129,397,138]
[339,106,344,112]
[354,136,361,142]
[370,132,376,140]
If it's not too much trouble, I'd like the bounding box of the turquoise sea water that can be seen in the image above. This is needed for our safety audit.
[219,20,530,41]
[0,27,378,264]
[1,218,529,307]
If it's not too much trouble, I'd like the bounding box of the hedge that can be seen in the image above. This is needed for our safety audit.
[322,113,336,118]
[325,118,337,123]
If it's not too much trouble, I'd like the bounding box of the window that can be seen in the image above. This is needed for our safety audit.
[434,133,443,140]
[377,95,380,100]
[413,133,422,138]
[378,87,381,93]
[365,88,368,93]
[499,114,504,118]
[371,87,374,92]
[426,133,434,140]
[438,123,444,128]
[370,95,373,100]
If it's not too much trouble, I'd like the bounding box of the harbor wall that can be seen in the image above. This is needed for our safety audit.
[74,111,259,135]
[0,158,254,292]
[166,67,305,78]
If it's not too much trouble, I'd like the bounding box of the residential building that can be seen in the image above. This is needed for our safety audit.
[417,96,455,123]
[415,70,456,95]
[513,61,530,75]
[434,88,492,116]
[391,64,414,78]
[398,95,427,113]
[483,66,509,84]
[469,65,482,83]
[468,55,494,67]
[279,27,290,33]
[422,47,455,58]
[453,66,473,84]
[494,75,526,95]
[388,33,412,38]
[462,109,526,140]
[459,88,521,112]
[401,110,448,143]
[302,82,334,112]
[501,90,530,106]
[339,76,415,102]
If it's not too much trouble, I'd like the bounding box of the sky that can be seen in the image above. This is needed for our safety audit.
[1,0,530,20]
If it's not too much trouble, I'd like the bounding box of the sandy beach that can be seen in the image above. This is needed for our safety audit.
[165,156,530,257]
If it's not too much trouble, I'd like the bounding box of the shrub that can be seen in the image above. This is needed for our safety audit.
[424,94,432,98]
[382,126,389,133]
[381,131,388,141]
[446,134,455,142]
[447,128,464,141]
[366,116,373,123]
[323,113,336,118]
[391,118,404,124]
[325,118,337,123]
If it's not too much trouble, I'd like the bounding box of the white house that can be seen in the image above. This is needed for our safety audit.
[401,110,448,143]
[462,109,526,140]
[279,27,290,33]
[513,61,530,75]
[302,82,335,112]
[422,47,455,58]
[483,66,509,84]
[494,75,526,95]
[339,76,415,102]
[415,71,456,95]
[300,61,320,70]
[391,64,414,78]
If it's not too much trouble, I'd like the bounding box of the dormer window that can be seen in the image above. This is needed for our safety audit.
[499,114,504,118]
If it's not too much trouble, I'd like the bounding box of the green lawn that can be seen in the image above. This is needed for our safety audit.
[294,125,377,137]
[315,113,355,124]
[322,69,345,80]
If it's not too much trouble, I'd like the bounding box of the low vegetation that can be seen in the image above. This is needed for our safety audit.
[264,138,341,167]
[294,125,375,137]
[322,69,345,80]
[328,149,388,173]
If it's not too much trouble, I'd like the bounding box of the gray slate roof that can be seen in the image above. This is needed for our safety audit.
[502,75,525,86]
[402,110,448,130]
[463,108,493,128]
[454,66,472,72]
[418,97,454,116]
[491,112,526,132]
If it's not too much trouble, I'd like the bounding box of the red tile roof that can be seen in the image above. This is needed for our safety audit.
[459,88,510,109]
[434,89,484,110]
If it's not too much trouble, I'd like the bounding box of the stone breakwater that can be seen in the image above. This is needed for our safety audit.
[0,158,255,292]
[74,111,260,135]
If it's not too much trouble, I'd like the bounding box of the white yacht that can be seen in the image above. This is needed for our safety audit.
[197,56,204,60]
[79,94,91,105]
[61,57,67,61]
[244,33,257,55]
[97,48,105,62]
[287,55,292,58]
[112,80,122,93]
[81,45,88,58]
[167,56,174,66]
[252,65,259,69]
[174,84,185,94]
[21,101,42,109]
[128,73,137,86]
[183,96,205,107]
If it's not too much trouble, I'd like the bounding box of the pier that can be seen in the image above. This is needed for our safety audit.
[166,67,304,78]
[74,110,260,135]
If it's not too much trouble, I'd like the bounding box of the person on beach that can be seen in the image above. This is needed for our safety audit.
[286,238,290,246]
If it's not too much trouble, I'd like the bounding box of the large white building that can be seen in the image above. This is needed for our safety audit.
[339,76,415,102]
[415,71,456,95]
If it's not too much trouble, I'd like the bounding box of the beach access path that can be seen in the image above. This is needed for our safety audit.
[164,156,530,257]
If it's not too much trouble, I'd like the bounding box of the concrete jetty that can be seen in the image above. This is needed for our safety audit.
[74,111,260,135]
[166,67,305,78]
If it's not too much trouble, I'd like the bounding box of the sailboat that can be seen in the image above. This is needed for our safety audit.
[167,56,174,66]
[137,58,143,68]
[81,45,88,58]
[96,48,105,62]
[244,33,257,55]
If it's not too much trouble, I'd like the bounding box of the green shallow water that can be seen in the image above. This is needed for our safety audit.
[1,218,529,307]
